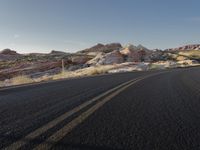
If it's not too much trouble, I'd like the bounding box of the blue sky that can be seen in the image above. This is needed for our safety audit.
[0,0,200,53]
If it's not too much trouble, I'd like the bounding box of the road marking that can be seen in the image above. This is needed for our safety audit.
[5,71,168,150]
[33,75,153,150]
[4,77,140,150]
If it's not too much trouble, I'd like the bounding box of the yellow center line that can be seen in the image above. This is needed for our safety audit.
[33,74,160,150]
[4,77,140,150]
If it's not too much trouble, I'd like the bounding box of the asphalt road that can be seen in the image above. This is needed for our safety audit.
[1,67,200,150]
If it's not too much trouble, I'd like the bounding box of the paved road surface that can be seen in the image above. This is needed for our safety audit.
[1,67,200,150]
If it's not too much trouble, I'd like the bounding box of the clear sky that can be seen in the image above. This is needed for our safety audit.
[0,0,200,53]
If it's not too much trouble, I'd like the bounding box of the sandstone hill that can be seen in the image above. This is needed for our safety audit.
[0,43,200,84]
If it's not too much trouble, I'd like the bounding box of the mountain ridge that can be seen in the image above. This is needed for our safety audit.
[1,43,200,55]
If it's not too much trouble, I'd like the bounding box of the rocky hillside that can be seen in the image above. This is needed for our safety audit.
[0,49,91,80]
[87,44,153,65]
[0,43,200,82]
[0,49,22,61]
[78,43,122,55]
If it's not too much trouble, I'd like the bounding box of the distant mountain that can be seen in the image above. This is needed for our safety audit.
[78,43,122,54]
[0,49,22,61]
[167,44,200,51]
[0,49,20,55]
[49,50,70,55]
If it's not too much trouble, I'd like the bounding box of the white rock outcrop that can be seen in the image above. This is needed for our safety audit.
[87,50,124,65]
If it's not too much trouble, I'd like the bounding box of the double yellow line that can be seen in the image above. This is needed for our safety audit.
[4,72,166,150]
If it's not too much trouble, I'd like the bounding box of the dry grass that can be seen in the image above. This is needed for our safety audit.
[0,65,116,88]
[179,50,200,59]
[10,75,34,86]
[52,71,76,80]
[52,65,114,80]
[0,81,4,88]
[34,75,53,82]
[76,65,114,75]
